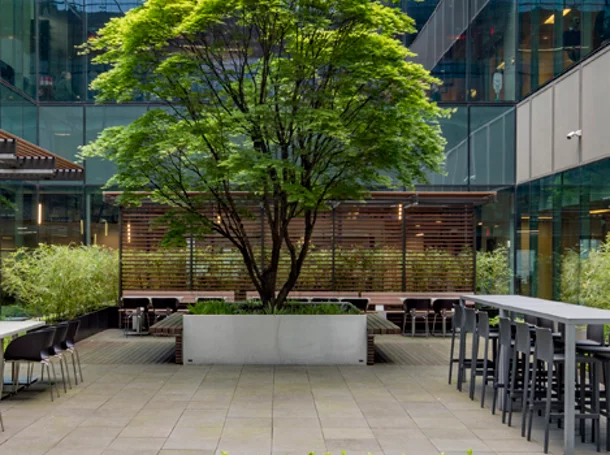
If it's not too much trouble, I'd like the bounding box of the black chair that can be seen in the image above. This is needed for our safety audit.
[5,328,58,402]
[431,298,458,336]
[62,320,84,385]
[340,298,370,312]
[48,323,71,394]
[402,298,432,337]
[151,297,179,322]
[121,297,150,335]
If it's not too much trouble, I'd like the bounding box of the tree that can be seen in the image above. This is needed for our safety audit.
[82,0,448,309]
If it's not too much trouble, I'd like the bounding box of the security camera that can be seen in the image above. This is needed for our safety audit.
[567,130,582,140]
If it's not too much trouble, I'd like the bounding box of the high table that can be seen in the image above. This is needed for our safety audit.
[0,320,46,398]
[461,294,610,455]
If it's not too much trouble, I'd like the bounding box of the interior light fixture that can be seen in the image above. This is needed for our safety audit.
[416,233,425,237]
[590,208,610,215]
[216,214,222,224]
[521,216,531,220]
[127,223,132,243]
[478,222,483,226]
[37,203,42,225]
[544,9,571,24]
[496,61,506,70]
[398,203,403,221]
[538,216,553,220]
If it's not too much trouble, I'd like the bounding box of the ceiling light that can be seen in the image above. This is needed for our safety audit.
[416,233,424,237]
[590,208,610,215]
[545,9,571,24]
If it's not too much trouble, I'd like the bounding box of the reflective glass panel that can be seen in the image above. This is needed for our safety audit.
[38,1,85,102]
[39,106,84,161]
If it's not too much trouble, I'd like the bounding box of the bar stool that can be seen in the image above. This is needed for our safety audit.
[526,327,601,453]
[469,311,497,406]
[506,322,533,434]
[457,307,478,392]
[493,316,513,418]
[448,303,463,385]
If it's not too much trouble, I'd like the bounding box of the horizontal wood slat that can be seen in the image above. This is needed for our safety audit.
[120,199,475,294]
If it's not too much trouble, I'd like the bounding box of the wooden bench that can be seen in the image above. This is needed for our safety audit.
[150,313,184,364]
[149,312,401,366]
[366,313,401,365]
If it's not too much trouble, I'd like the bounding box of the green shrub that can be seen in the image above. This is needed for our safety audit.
[1,244,119,321]
[476,247,511,294]
[187,301,359,315]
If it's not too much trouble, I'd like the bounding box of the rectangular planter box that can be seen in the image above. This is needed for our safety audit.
[74,306,119,342]
[183,314,367,365]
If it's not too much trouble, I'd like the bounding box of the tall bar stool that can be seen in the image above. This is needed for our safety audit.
[469,311,497,406]
[493,316,513,418]
[448,303,463,385]
[506,322,533,435]
[526,327,601,453]
[457,307,478,392]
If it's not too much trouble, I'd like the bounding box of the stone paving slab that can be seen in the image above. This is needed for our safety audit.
[0,332,600,455]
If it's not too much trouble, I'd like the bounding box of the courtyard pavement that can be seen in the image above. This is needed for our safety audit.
[0,332,600,455]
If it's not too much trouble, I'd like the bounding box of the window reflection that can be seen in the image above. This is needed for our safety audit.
[38,186,84,245]
[38,1,85,102]
[520,0,610,97]
[0,0,36,97]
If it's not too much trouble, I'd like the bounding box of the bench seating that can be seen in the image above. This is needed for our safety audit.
[149,312,401,365]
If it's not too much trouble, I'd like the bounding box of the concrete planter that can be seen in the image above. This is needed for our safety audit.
[183,314,367,365]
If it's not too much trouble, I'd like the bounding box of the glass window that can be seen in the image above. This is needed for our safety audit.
[0,84,36,143]
[85,105,147,185]
[423,106,469,185]
[469,0,518,101]
[39,105,83,161]
[38,185,84,245]
[87,189,119,248]
[0,0,36,97]
[86,1,144,100]
[519,0,610,97]
[402,0,443,47]
[39,1,85,102]
[0,181,38,252]
[469,106,516,185]
[431,37,467,101]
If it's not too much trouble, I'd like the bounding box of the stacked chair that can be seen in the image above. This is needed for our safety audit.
[3,320,84,404]
[449,305,605,453]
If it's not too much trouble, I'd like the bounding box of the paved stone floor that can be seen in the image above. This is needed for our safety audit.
[0,331,602,455]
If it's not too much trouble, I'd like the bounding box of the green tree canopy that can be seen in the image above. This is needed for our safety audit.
[82,0,448,308]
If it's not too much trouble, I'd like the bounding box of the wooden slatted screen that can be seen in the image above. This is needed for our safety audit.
[120,198,475,294]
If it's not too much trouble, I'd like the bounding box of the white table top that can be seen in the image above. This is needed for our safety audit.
[462,294,610,325]
[0,320,45,339]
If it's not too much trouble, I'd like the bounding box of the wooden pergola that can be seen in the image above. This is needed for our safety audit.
[106,191,495,300]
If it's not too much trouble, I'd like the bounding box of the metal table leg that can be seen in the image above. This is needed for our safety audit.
[564,323,576,455]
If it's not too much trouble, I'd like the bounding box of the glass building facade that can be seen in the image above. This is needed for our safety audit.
[0,0,147,255]
[408,0,610,102]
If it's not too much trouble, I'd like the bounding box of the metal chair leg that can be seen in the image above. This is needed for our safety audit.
[49,361,60,398]
[12,362,19,395]
[69,350,78,385]
[62,355,72,390]
[57,357,67,393]
[43,362,54,402]
[449,328,457,384]
[481,337,490,408]
[74,347,83,382]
